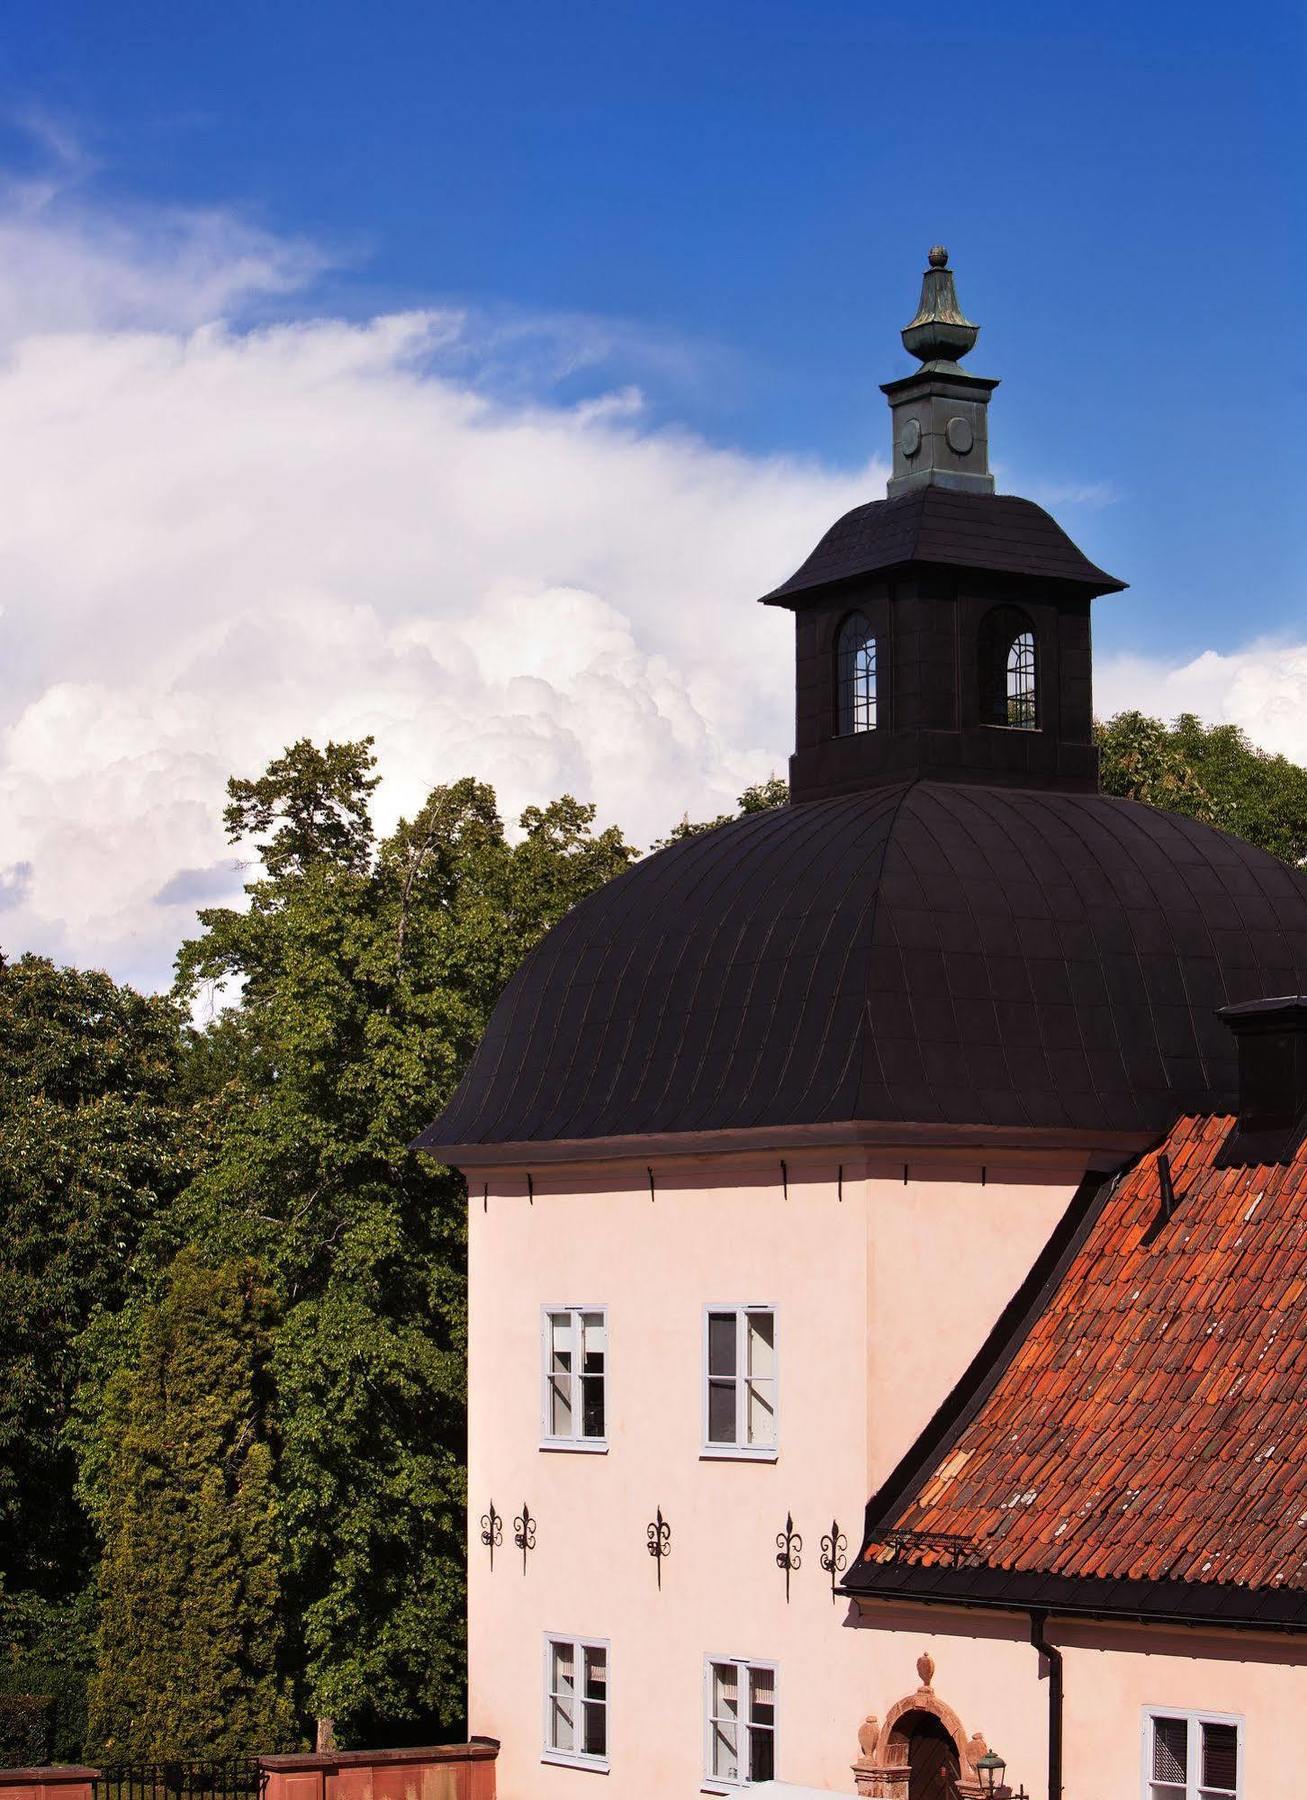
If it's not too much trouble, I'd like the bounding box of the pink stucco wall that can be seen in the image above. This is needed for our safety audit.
[466,1146,1102,1798]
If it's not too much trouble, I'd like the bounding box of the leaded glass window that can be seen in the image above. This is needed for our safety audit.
[836,613,877,734]
[1006,629,1037,728]
[979,605,1038,730]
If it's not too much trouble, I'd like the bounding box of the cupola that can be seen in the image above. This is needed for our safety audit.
[761,248,1126,804]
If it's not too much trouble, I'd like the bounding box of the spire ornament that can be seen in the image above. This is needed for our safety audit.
[901,245,980,370]
[882,245,998,498]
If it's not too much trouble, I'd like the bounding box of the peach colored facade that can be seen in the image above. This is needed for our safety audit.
[465,1142,1307,1797]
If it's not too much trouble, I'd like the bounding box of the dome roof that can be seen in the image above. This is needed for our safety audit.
[417,782,1307,1158]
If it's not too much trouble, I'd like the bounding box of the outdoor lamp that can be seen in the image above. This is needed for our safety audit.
[975,1747,1006,1794]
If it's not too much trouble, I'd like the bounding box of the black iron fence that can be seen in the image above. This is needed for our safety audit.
[93,1758,265,1800]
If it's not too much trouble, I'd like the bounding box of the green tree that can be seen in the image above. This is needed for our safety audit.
[86,1250,293,1760]
[653,772,789,848]
[1097,711,1307,863]
[174,739,634,1743]
[0,956,192,1603]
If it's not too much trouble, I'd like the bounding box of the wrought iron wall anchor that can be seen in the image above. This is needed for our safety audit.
[820,1517,848,1601]
[513,1501,537,1574]
[646,1505,671,1589]
[480,1500,502,1572]
[775,1511,802,1602]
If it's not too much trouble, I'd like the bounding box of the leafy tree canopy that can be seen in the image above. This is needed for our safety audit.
[652,773,789,848]
[0,956,192,1600]
[1097,711,1307,864]
[169,740,634,1742]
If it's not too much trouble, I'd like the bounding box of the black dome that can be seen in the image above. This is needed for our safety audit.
[417,782,1307,1156]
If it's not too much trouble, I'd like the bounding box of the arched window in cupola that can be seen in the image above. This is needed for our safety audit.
[979,606,1038,730]
[836,613,877,735]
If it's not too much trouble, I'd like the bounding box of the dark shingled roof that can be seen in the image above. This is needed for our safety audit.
[416,782,1307,1156]
[846,1113,1307,1628]
[759,487,1125,606]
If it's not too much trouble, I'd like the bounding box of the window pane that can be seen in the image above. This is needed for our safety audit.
[748,1669,776,1789]
[551,1640,575,1696]
[749,1725,775,1785]
[708,1378,737,1443]
[581,1374,604,1438]
[582,1647,607,1758]
[712,1662,739,1718]
[583,1700,606,1758]
[581,1313,605,1437]
[746,1312,774,1379]
[1006,630,1037,728]
[549,1642,575,1753]
[837,613,877,735]
[712,1723,740,1782]
[549,1373,573,1436]
[548,1313,573,1436]
[708,1312,737,1376]
[746,1379,776,1447]
[1202,1722,1238,1791]
[749,1665,774,1723]
[711,1664,740,1782]
[1152,1718,1187,1784]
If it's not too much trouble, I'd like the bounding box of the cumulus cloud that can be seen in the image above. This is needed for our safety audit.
[1096,643,1307,763]
[0,150,874,989]
[0,133,1299,994]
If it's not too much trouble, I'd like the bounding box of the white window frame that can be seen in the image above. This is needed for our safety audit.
[1140,1706,1242,1799]
[702,1654,778,1790]
[701,1304,779,1460]
[541,1305,608,1452]
[542,1631,610,1772]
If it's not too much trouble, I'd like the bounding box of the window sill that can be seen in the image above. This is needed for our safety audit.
[699,1446,778,1463]
[542,1753,609,1774]
[539,1438,609,1454]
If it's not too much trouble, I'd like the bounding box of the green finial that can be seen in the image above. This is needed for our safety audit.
[901,245,980,368]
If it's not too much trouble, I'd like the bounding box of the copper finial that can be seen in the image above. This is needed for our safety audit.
[916,1650,936,1688]
[901,249,979,367]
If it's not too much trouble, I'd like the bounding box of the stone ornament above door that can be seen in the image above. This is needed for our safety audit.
[851,1652,1001,1799]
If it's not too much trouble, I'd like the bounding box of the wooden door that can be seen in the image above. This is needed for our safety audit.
[907,1714,960,1800]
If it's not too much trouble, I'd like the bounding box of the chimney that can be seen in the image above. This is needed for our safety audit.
[1216,996,1307,1164]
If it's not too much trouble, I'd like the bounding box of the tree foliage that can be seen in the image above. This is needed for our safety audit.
[0,957,192,1601]
[86,1251,292,1760]
[652,773,789,848]
[1097,711,1307,864]
[171,740,634,1741]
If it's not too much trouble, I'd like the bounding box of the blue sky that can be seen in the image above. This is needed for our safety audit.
[0,1,1304,986]
[4,0,1302,657]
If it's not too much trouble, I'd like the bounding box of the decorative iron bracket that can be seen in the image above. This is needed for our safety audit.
[480,1499,502,1572]
[646,1505,671,1589]
[775,1511,802,1602]
[820,1516,848,1601]
[513,1501,537,1574]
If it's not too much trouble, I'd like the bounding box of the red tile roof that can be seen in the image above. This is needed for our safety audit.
[858,1115,1307,1601]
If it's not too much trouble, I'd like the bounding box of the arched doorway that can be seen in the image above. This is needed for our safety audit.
[903,1710,960,1799]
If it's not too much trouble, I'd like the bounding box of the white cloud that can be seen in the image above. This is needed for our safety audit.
[0,159,871,989]
[1096,643,1307,763]
[0,135,1299,995]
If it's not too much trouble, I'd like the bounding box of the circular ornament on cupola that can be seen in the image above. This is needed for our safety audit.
[946,415,974,454]
[900,418,923,457]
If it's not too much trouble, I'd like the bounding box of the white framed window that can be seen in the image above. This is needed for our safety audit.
[1143,1708,1241,1799]
[543,1634,609,1770]
[541,1307,607,1449]
[704,1656,776,1788]
[703,1305,777,1457]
